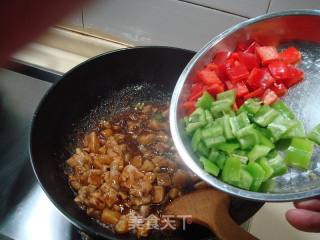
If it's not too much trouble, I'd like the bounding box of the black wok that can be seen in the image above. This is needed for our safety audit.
[30,46,263,239]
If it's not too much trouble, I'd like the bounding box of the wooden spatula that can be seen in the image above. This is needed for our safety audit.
[165,188,258,240]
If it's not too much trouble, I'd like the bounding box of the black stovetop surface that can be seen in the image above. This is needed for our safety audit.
[0,68,90,240]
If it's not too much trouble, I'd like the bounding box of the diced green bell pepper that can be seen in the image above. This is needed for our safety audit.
[192,129,202,152]
[196,91,214,110]
[200,156,220,176]
[201,124,223,139]
[208,148,220,162]
[239,98,262,117]
[255,129,275,148]
[254,124,273,139]
[221,115,235,140]
[209,149,226,169]
[215,152,226,169]
[248,145,272,162]
[236,167,253,190]
[281,120,305,139]
[239,134,259,150]
[217,89,236,103]
[237,112,251,127]
[253,105,279,127]
[268,154,288,177]
[211,99,233,116]
[201,124,226,148]
[275,138,291,150]
[232,150,249,162]
[272,100,295,119]
[259,179,276,193]
[186,107,207,134]
[186,122,204,135]
[308,123,320,145]
[215,141,240,153]
[257,157,274,181]
[203,136,226,148]
[284,138,314,170]
[230,112,250,135]
[205,109,214,123]
[183,116,189,126]
[245,162,265,191]
[267,115,297,141]
[235,124,260,150]
[236,124,256,138]
[221,156,241,184]
[189,107,206,123]
[223,108,236,117]
[197,141,209,157]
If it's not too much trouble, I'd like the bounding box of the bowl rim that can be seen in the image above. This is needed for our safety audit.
[170,9,320,202]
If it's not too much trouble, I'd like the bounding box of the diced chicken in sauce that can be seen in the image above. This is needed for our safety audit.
[66,103,207,237]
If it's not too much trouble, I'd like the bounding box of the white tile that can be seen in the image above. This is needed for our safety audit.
[183,0,270,18]
[83,0,246,51]
[269,0,320,13]
[250,203,320,240]
[59,9,83,28]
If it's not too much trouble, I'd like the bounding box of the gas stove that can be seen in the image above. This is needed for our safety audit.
[0,64,91,240]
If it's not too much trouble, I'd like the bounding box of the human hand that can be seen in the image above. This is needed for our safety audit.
[286,197,320,232]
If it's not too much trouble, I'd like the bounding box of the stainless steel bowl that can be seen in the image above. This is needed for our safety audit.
[170,9,320,201]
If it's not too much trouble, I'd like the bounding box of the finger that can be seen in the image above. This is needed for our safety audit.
[286,208,320,232]
[294,198,320,211]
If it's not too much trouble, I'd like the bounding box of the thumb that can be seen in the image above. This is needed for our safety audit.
[286,208,320,232]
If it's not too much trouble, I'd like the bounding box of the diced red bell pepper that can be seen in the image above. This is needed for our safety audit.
[191,82,204,95]
[189,89,205,101]
[270,82,287,97]
[236,97,245,107]
[282,65,304,88]
[224,80,234,90]
[226,61,249,83]
[238,52,260,71]
[230,52,239,61]
[189,83,206,101]
[262,89,279,105]
[236,42,250,52]
[279,47,301,65]
[205,63,219,72]
[256,46,279,65]
[232,103,239,111]
[207,83,225,96]
[243,88,264,100]
[246,67,275,90]
[268,61,289,79]
[235,81,249,97]
[212,51,232,65]
[190,82,205,100]
[244,41,260,54]
[205,63,228,81]
[197,69,221,85]
[225,58,235,68]
[183,101,196,115]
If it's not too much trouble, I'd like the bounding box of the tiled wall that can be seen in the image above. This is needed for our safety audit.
[269,0,320,13]
[83,0,246,50]
[181,0,270,17]
[62,0,320,51]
